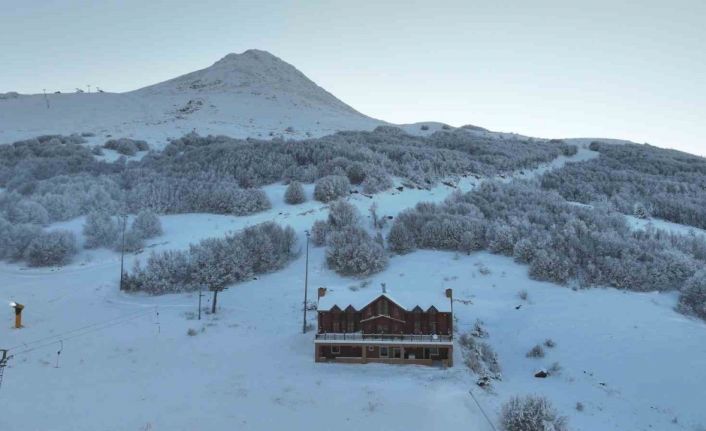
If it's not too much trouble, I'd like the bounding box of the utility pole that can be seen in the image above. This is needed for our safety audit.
[303,230,310,334]
[119,213,127,291]
[42,89,49,109]
[198,286,204,320]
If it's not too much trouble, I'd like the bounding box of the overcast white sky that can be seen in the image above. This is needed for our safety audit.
[1,0,704,155]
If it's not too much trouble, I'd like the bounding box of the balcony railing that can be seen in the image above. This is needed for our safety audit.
[315,333,452,343]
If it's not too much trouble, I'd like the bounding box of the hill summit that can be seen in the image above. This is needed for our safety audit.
[135,49,362,115]
[0,49,381,145]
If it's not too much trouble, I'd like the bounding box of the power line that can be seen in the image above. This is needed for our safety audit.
[9,311,151,357]
[1,309,153,393]
[6,308,151,353]
[468,387,499,431]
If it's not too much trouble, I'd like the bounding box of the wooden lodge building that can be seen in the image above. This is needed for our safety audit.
[315,286,453,366]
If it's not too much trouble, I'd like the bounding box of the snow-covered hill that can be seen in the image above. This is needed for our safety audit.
[2,49,704,431]
[2,155,705,430]
[0,50,382,146]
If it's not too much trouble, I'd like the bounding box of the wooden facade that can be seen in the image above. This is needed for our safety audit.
[315,288,454,367]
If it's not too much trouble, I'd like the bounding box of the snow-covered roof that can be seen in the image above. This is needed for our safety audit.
[317,287,452,312]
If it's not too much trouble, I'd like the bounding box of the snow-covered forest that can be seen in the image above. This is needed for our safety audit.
[148,127,575,188]
[541,141,706,229]
[0,128,575,267]
[387,181,706,320]
[123,222,296,294]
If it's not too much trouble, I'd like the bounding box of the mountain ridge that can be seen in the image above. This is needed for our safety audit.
[0,49,382,146]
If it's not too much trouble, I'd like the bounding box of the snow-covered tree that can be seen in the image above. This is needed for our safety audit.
[37,193,82,221]
[327,199,358,229]
[310,220,329,247]
[8,200,49,225]
[120,228,145,253]
[369,202,381,229]
[513,238,535,263]
[361,166,393,194]
[345,162,366,185]
[125,250,192,294]
[124,222,296,294]
[24,230,77,267]
[132,210,162,239]
[499,395,568,431]
[326,226,388,276]
[284,181,306,204]
[487,223,516,255]
[4,223,43,260]
[678,270,706,320]
[529,249,572,284]
[83,211,120,249]
[103,138,149,156]
[387,218,416,254]
[633,202,651,219]
[314,175,350,202]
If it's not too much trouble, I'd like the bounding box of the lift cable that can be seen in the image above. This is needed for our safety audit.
[6,308,150,352]
[8,310,152,357]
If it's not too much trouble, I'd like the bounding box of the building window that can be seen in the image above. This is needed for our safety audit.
[380,347,389,358]
[392,347,401,359]
[368,346,375,352]
[414,309,421,333]
[430,347,439,357]
[331,345,341,355]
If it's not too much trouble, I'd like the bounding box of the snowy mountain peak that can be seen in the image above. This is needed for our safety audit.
[0,49,382,144]
[134,49,363,115]
[214,48,280,65]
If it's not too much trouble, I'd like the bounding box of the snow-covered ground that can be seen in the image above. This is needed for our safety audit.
[1,49,633,150]
[0,50,382,147]
[626,215,706,239]
[2,148,705,430]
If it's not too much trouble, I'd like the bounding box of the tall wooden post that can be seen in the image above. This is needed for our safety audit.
[119,214,127,291]
[303,231,310,334]
[198,286,203,320]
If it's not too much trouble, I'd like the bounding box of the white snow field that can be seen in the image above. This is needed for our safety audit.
[0,50,382,146]
[2,149,706,431]
[0,49,636,149]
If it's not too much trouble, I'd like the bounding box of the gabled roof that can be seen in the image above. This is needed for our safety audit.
[317,288,451,312]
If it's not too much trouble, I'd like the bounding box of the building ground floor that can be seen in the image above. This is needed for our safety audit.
[314,342,453,366]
